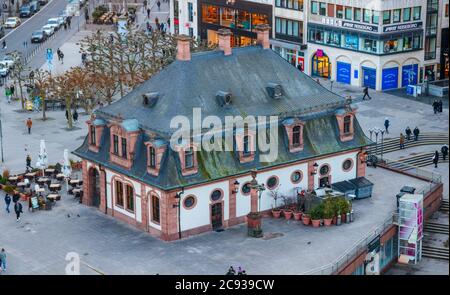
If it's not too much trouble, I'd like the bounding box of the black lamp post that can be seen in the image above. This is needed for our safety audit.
[232,180,240,194]
[311,162,319,175]
[173,187,184,240]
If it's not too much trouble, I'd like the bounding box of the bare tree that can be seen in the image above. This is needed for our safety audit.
[9,51,30,110]
[31,69,51,120]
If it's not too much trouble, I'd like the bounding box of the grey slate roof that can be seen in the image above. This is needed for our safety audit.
[74,45,372,190]
[96,46,346,136]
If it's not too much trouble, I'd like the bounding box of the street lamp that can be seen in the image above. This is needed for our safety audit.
[310,162,319,175]
[380,129,385,161]
[232,180,240,194]
[247,169,265,238]
[373,127,380,155]
[173,187,184,240]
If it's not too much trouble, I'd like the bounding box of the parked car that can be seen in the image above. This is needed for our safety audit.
[1,55,17,69]
[56,17,65,27]
[47,18,61,30]
[38,0,48,5]
[20,5,33,18]
[58,10,68,23]
[30,1,41,14]
[4,17,21,28]
[0,62,9,77]
[41,24,55,36]
[31,30,46,43]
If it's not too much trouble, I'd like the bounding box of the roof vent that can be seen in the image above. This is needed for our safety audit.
[216,91,232,107]
[142,92,159,107]
[266,83,283,99]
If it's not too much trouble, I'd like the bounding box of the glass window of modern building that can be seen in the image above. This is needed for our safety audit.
[345,7,352,20]
[383,10,391,24]
[326,31,340,46]
[344,33,358,50]
[327,4,334,17]
[393,9,401,23]
[221,7,236,28]
[361,38,378,53]
[319,2,327,16]
[354,8,361,21]
[275,0,304,11]
[252,13,269,28]
[188,2,194,22]
[372,11,380,24]
[311,1,318,14]
[275,17,302,42]
[384,38,399,53]
[202,4,219,25]
[363,9,371,23]
[237,10,251,31]
[403,8,411,22]
[413,6,421,20]
[336,5,343,18]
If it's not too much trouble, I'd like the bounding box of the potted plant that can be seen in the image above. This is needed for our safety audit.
[338,197,349,223]
[293,209,303,221]
[281,196,294,220]
[269,189,282,218]
[323,200,334,226]
[302,211,311,225]
[310,204,323,228]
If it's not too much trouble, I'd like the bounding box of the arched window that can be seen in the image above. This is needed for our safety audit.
[293,125,301,146]
[115,180,124,206]
[149,146,156,168]
[151,195,160,223]
[343,115,351,134]
[185,147,194,168]
[126,184,134,212]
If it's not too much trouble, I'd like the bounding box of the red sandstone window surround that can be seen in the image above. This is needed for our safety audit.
[114,179,135,212]
[144,141,167,176]
[176,143,199,176]
[236,130,256,163]
[87,119,105,153]
[115,180,124,207]
[335,110,355,142]
[109,124,140,169]
[151,195,160,223]
[126,184,134,212]
[283,119,305,153]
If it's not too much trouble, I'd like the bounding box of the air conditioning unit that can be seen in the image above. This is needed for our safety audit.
[216,91,232,107]
[142,92,159,107]
[266,83,283,99]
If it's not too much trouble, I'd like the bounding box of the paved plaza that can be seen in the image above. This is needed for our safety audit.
[0,167,430,275]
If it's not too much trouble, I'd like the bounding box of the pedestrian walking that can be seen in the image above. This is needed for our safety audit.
[405,126,412,141]
[226,266,235,275]
[2,40,6,49]
[81,52,87,66]
[237,266,243,275]
[10,84,15,97]
[167,17,170,28]
[157,0,161,10]
[4,194,11,213]
[67,17,71,28]
[14,201,23,221]
[432,150,439,168]
[441,145,449,161]
[0,249,6,272]
[26,154,31,171]
[316,78,320,85]
[362,86,371,100]
[399,133,405,149]
[147,8,151,18]
[413,126,420,141]
[64,22,67,30]
[26,118,33,134]
[5,86,12,103]
[12,193,20,204]
[384,118,390,134]
[438,99,443,113]
[432,99,438,114]
[73,109,78,122]
[57,48,62,61]
[60,52,64,64]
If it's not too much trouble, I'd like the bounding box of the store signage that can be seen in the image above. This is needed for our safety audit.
[383,22,423,33]
[368,234,381,253]
[342,21,378,32]
[321,18,379,32]
[316,49,323,57]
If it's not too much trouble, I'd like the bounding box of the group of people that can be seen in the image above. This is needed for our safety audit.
[146,17,169,34]
[4,84,15,104]
[4,193,23,222]
[432,99,444,114]
[226,266,247,275]
[399,126,421,149]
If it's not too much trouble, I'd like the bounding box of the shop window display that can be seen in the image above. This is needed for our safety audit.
[344,33,358,50]
[202,5,219,25]
[361,38,378,53]
[384,39,399,53]
[236,10,251,31]
[220,7,236,28]
[325,31,340,46]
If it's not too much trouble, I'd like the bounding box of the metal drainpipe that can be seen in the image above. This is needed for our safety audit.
[99,164,108,214]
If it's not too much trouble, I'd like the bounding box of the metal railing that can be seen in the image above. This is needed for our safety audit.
[302,214,395,275]
[381,157,442,184]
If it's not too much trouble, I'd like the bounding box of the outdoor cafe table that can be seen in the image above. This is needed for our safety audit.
[37,177,49,186]
[8,176,19,184]
[69,179,80,187]
[45,169,56,177]
[35,187,46,195]
[46,194,61,202]
[49,183,62,192]
[56,173,65,181]
[25,172,37,181]
[73,188,83,198]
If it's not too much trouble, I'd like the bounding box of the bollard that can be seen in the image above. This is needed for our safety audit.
[350,210,354,222]
[346,212,350,223]
[336,214,341,226]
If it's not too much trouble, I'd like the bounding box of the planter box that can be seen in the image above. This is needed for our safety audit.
[247,212,263,238]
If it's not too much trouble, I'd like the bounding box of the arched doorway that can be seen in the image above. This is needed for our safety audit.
[89,168,100,208]
[312,50,331,79]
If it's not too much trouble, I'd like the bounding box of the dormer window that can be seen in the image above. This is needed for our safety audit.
[243,135,250,156]
[343,115,351,134]
[121,138,127,158]
[113,135,119,155]
[283,118,304,153]
[236,127,256,163]
[293,125,301,146]
[90,125,96,145]
[185,147,194,168]
[149,146,156,168]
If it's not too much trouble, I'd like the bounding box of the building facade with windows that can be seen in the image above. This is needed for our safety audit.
[74,29,370,241]
[170,0,199,38]
[306,0,427,91]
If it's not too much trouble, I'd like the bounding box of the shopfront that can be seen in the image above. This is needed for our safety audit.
[337,61,351,84]
[272,39,306,71]
[312,50,331,78]
[401,64,418,87]
[382,67,399,90]
[199,0,272,47]
[362,67,376,89]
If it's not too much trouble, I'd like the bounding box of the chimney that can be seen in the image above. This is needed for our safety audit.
[176,35,191,61]
[255,24,271,49]
[218,28,232,56]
